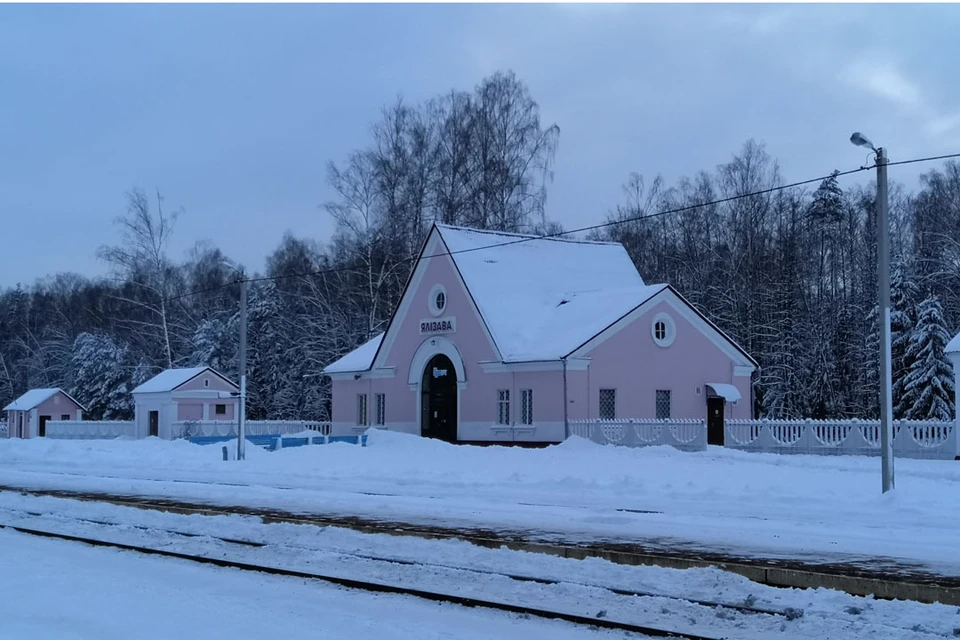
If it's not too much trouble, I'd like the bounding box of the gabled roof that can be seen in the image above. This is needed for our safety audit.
[435,225,666,361]
[324,334,385,374]
[947,332,960,354]
[131,366,237,394]
[3,388,86,412]
[324,223,756,373]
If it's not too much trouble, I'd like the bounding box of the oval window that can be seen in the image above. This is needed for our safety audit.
[428,284,447,317]
[654,321,666,341]
[651,312,676,347]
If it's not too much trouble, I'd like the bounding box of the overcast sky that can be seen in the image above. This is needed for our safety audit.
[2,4,958,287]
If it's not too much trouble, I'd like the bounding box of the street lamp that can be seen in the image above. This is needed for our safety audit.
[850,131,893,493]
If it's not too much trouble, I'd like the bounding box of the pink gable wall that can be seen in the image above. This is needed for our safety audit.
[333,232,502,429]
[176,372,237,392]
[578,296,752,420]
[35,392,82,421]
[172,371,238,422]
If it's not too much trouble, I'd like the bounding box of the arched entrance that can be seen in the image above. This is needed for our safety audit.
[421,354,458,442]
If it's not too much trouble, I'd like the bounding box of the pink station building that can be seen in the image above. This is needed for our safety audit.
[323,224,758,445]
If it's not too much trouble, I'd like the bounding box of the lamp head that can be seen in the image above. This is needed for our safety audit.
[850,132,877,152]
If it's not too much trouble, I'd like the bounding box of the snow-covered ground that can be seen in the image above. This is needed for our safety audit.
[0,491,955,639]
[0,528,646,640]
[0,431,958,576]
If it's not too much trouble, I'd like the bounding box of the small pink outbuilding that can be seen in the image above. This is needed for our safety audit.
[3,388,85,438]
[324,224,758,445]
[131,366,239,439]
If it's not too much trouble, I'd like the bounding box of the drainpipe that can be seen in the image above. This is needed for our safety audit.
[562,357,569,439]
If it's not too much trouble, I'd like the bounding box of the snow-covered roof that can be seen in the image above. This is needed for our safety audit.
[705,383,742,403]
[132,367,235,394]
[3,388,84,412]
[947,332,960,355]
[324,334,385,374]
[324,224,754,374]
[436,225,666,361]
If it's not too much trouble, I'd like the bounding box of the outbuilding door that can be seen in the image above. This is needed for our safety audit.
[148,411,159,437]
[421,354,458,442]
[39,415,49,438]
[707,397,725,445]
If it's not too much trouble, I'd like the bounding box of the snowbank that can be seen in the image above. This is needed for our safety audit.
[2,432,960,572]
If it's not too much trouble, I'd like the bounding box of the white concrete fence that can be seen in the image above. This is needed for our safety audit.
[171,420,331,439]
[41,419,331,440]
[567,419,707,452]
[46,420,136,439]
[725,419,957,460]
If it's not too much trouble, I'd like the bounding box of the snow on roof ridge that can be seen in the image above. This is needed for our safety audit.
[3,387,86,412]
[323,333,385,374]
[434,223,621,247]
[131,366,224,394]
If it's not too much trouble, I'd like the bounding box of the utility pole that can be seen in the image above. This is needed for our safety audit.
[851,132,894,493]
[238,277,247,461]
[875,146,894,492]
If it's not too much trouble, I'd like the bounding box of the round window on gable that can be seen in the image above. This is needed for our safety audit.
[428,284,447,317]
[651,312,676,348]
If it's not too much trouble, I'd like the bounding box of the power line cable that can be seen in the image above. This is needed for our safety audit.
[98,150,960,309]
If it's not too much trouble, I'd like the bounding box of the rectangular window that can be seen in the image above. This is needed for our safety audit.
[60,414,70,421]
[214,404,226,415]
[655,390,672,420]
[357,394,368,426]
[520,389,533,425]
[375,393,386,426]
[599,389,617,420]
[497,390,511,425]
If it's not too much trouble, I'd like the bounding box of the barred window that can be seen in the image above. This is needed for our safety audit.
[656,390,671,420]
[599,389,616,420]
[357,394,368,426]
[497,390,510,425]
[520,389,533,425]
[375,393,386,426]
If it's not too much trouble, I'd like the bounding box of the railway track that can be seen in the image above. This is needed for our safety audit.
[3,481,959,606]
[0,518,729,640]
[0,503,795,620]
[4,494,957,639]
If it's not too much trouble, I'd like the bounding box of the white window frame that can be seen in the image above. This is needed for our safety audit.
[357,394,368,426]
[599,388,617,420]
[651,312,676,348]
[520,389,533,425]
[428,284,447,317]
[497,390,511,425]
[375,393,386,426]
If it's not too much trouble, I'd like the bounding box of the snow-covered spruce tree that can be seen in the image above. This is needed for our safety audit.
[70,332,135,420]
[889,260,920,417]
[898,295,955,420]
[855,304,880,419]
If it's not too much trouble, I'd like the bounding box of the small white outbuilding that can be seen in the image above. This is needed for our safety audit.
[3,388,85,438]
[131,367,239,439]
